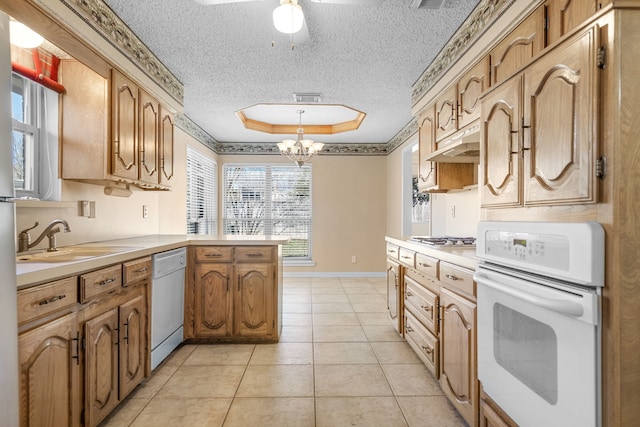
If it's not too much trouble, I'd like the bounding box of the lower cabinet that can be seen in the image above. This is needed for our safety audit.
[18,312,80,427]
[440,286,477,427]
[479,388,518,427]
[386,259,402,333]
[190,245,279,341]
[17,258,151,427]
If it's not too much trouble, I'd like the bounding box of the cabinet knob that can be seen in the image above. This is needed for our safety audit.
[421,345,433,355]
[420,305,432,313]
[445,274,459,281]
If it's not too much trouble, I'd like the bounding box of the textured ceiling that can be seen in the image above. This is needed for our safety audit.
[102,0,479,145]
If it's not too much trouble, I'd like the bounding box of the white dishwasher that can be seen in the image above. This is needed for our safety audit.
[151,247,186,370]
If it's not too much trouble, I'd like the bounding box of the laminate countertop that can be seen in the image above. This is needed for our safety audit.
[385,236,478,271]
[16,235,289,289]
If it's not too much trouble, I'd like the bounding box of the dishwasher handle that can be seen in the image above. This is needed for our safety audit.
[475,273,584,318]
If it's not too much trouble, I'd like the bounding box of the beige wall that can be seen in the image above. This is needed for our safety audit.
[386,139,412,239]
[15,127,206,249]
[219,154,387,274]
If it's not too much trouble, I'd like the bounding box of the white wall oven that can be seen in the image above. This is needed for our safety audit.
[474,221,604,427]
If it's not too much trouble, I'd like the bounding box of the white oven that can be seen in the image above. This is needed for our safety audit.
[474,221,604,427]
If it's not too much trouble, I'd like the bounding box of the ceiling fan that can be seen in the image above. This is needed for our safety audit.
[194,0,385,35]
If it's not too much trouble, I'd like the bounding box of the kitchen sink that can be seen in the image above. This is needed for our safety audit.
[16,246,140,263]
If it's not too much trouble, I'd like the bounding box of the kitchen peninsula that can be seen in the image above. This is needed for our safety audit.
[16,235,286,427]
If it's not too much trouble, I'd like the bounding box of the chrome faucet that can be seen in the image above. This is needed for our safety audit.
[18,219,71,253]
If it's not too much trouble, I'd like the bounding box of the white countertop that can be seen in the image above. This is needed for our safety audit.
[16,234,289,289]
[385,236,478,271]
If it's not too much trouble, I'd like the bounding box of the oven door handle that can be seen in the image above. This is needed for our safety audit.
[475,274,584,318]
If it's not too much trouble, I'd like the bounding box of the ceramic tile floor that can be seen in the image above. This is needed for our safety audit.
[102,277,467,427]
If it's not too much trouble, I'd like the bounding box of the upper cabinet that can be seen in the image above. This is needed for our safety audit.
[545,0,598,45]
[489,7,545,86]
[435,85,459,142]
[59,62,175,190]
[458,58,490,129]
[481,25,598,208]
[417,107,437,192]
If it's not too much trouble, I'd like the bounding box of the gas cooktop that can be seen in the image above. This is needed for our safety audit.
[409,236,476,248]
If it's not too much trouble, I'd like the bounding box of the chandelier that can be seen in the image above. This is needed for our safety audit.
[277,110,324,167]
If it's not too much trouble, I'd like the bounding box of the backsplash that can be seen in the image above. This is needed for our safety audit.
[430,189,479,237]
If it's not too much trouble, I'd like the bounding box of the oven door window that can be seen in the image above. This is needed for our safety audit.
[493,303,558,404]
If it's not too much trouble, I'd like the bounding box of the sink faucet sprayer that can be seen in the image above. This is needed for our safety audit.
[18,219,71,253]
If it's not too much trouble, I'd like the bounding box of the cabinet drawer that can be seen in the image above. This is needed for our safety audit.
[386,243,399,260]
[404,309,439,377]
[235,246,275,263]
[398,248,416,268]
[18,277,78,324]
[80,264,122,302]
[123,257,152,285]
[195,246,233,263]
[404,276,439,335]
[440,262,475,299]
[415,253,439,279]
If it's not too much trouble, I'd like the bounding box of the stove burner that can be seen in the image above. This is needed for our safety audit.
[410,236,476,247]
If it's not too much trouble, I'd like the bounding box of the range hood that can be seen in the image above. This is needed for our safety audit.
[425,123,479,163]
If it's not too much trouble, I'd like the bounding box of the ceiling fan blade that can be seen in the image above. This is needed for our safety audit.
[193,0,266,5]
[308,0,385,5]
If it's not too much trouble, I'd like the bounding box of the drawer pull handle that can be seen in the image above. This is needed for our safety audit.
[406,291,414,297]
[134,267,149,273]
[421,345,433,355]
[421,305,432,313]
[419,263,431,268]
[205,253,223,257]
[401,256,411,260]
[405,326,414,333]
[245,253,264,257]
[99,278,116,286]
[38,294,67,305]
[445,274,459,281]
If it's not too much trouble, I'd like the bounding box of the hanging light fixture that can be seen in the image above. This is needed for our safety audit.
[277,110,324,167]
[273,0,304,34]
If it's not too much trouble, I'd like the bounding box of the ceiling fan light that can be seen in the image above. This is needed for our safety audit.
[273,0,304,34]
[9,21,44,49]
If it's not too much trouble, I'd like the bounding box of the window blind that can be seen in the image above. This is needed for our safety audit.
[223,164,312,259]
[186,147,217,234]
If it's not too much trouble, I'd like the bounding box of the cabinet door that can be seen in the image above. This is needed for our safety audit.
[522,27,597,205]
[545,0,597,45]
[439,287,477,427]
[194,263,232,337]
[111,70,138,181]
[235,263,275,338]
[18,313,80,427]
[159,107,175,186]
[119,295,146,399]
[85,308,120,427]
[418,107,437,192]
[435,85,459,142]
[139,90,159,185]
[481,76,523,207]
[386,259,401,333]
[490,7,545,85]
[459,57,490,128]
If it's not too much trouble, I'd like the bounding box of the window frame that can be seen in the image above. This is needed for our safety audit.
[222,163,313,261]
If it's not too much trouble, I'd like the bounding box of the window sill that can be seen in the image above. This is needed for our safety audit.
[283,259,316,267]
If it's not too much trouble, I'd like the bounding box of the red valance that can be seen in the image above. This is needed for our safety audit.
[11,46,65,94]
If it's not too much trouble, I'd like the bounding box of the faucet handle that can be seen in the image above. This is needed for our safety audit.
[19,222,39,235]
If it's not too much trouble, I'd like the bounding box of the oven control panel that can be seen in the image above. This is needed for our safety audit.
[476,221,605,286]
[483,230,570,270]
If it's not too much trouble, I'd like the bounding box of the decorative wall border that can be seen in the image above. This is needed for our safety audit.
[411,0,515,106]
[175,114,218,152]
[59,0,184,103]
[386,117,418,155]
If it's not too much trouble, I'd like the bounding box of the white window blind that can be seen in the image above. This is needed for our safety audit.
[186,147,217,234]
[223,164,312,259]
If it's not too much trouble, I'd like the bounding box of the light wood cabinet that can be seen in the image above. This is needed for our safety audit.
[189,245,280,341]
[417,107,438,192]
[59,60,174,190]
[18,312,80,427]
[439,286,477,427]
[480,388,518,427]
[490,6,545,85]
[435,85,459,142]
[386,258,402,334]
[481,26,598,208]
[118,294,146,399]
[545,0,597,45]
[458,57,490,129]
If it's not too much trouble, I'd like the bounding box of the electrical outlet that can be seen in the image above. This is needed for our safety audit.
[142,205,149,219]
[450,205,456,219]
[351,256,357,263]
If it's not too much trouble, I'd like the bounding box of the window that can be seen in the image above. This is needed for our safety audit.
[223,164,312,259]
[11,73,59,200]
[186,146,217,234]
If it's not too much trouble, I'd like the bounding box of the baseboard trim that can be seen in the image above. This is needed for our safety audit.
[283,272,385,278]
